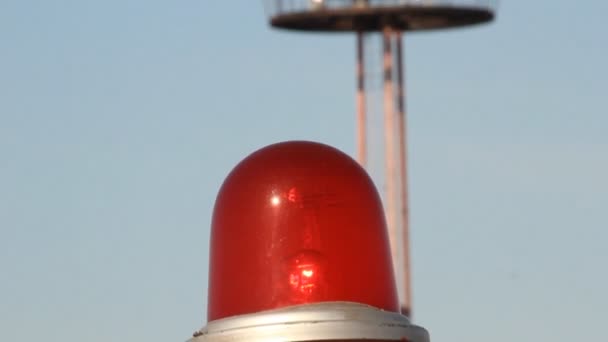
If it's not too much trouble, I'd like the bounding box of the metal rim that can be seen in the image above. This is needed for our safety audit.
[189,301,430,342]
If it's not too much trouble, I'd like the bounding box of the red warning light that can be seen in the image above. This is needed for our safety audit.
[207,141,398,321]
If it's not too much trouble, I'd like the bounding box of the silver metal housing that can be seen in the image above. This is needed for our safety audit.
[188,301,430,342]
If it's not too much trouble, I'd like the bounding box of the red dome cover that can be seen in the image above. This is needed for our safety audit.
[207,141,398,321]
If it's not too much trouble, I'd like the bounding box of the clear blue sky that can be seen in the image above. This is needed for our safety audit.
[1,1,607,341]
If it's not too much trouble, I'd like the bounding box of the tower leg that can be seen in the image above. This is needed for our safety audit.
[395,31,412,318]
[383,27,399,302]
[356,32,367,168]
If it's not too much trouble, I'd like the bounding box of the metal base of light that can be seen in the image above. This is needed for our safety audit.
[270,5,493,32]
[188,302,429,342]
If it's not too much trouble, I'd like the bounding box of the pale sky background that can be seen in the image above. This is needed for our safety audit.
[1,1,607,341]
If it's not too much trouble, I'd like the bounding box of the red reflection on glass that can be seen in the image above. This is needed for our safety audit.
[207,141,398,321]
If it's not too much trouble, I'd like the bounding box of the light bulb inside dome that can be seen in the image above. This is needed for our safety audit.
[273,250,327,307]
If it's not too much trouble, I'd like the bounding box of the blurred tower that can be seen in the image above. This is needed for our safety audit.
[262,0,495,317]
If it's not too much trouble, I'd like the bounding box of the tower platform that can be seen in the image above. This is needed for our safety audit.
[266,1,495,32]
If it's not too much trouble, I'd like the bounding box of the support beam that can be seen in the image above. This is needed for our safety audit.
[383,27,398,300]
[356,32,367,168]
[394,31,412,318]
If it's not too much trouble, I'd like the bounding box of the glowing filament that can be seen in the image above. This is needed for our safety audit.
[270,195,281,206]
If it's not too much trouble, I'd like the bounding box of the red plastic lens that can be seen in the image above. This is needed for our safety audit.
[207,141,399,321]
